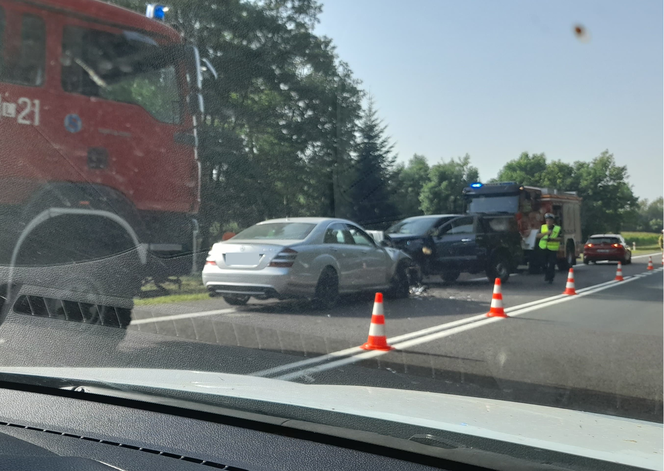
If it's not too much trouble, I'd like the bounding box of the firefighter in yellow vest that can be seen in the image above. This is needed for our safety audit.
[536,213,562,284]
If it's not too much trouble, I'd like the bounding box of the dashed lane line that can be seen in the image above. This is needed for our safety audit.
[132,254,661,327]
[251,271,648,378]
[274,268,663,381]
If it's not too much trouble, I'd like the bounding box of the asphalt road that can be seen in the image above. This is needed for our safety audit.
[123,253,664,422]
[1,254,661,423]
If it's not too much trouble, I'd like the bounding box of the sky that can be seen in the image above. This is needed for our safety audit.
[314,0,663,201]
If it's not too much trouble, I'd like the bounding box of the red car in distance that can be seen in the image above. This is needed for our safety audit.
[583,234,632,264]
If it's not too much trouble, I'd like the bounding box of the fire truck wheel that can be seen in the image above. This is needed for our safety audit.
[566,241,576,266]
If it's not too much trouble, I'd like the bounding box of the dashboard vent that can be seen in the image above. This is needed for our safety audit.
[12,295,130,328]
[0,421,247,470]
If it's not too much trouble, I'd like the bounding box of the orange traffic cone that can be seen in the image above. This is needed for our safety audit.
[563,268,577,295]
[486,278,508,318]
[647,256,654,270]
[614,262,624,281]
[360,293,394,351]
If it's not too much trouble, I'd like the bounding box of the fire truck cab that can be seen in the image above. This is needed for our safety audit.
[463,182,583,273]
[0,0,204,327]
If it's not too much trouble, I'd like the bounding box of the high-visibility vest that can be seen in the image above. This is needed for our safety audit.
[539,224,561,251]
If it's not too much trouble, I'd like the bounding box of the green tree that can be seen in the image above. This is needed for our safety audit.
[112,0,365,246]
[392,154,430,218]
[420,155,479,215]
[496,152,547,185]
[494,150,638,237]
[572,151,638,236]
[346,101,398,228]
[624,197,662,233]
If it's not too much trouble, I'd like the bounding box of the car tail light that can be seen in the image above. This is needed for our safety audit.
[269,248,298,268]
[205,260,217,266]
[612,243,622,248]
[586,243,593,248]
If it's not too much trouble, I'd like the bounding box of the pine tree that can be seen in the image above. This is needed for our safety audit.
[347,101,398,228]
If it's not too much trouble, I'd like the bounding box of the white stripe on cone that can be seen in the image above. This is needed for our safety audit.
[368,321,385,337]
[372,300,384,316]
[490,285,503,309]
[563,268,577,295]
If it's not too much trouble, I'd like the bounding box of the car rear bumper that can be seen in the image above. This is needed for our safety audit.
[584,251,626,261]
[202,266,310,299]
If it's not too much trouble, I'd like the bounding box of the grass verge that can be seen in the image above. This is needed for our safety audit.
[135,275,209,305]
[135,292,210,306]
[632,247,661,256]
[622,232,661,248]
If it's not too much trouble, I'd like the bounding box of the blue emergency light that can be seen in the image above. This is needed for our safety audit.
[146,4,169,20]
[470,182,483,189]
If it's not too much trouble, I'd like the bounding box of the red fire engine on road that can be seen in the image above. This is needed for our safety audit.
[0,0,205,326]
[463,182,583,273]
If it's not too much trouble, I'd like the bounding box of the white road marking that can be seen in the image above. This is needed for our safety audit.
[130,308,237,325]
[252,271,645,378]
[467,274,519,282]
[632,252,662,259]
[275,268,663,381]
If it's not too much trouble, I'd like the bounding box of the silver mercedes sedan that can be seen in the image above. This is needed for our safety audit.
[202,217,416,308]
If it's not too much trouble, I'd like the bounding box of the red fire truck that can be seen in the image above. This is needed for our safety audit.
[463,182,583,273]
[0,0,205,326]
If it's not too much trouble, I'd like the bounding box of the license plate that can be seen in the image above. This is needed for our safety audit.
[597,249,609,253]
[225,253,260,266]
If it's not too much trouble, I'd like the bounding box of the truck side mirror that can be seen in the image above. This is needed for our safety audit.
[201,58,218,81]
[188,92,204,115]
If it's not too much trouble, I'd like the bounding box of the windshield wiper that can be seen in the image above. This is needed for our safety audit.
[72,57,108,88]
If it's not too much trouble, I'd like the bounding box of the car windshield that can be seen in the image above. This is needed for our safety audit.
[61,27,182,124]
[588,237,621,245]
[468,195,520,213]
[232,222,316,240]
[386,217,441,235]
[0,1,661,470]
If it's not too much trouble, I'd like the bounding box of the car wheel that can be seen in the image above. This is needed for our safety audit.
[223,295,250,306]
[313,267,339,310]
[583,257,589,265]
[623,252,632,265]
[486,253,510,283]
[440,270,461,283]
[388,264,410,299]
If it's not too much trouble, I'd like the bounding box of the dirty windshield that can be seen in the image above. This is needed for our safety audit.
[233,222,316,240]
[386,216,447,235]
[0,1,661,470]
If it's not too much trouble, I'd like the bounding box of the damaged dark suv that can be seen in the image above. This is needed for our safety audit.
[384,214,523,283]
